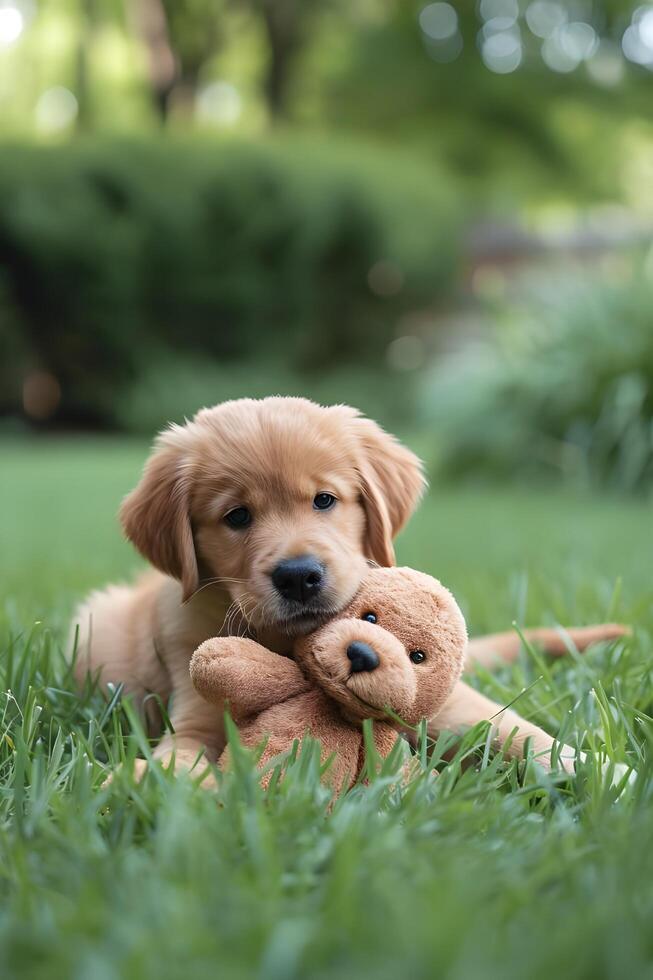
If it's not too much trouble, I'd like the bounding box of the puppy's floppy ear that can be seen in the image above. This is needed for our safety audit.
[354,416,426,567]
[120,427,199,602]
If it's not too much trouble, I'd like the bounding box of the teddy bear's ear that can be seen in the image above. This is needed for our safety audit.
[120,426,199,602]
[354,417,427,567]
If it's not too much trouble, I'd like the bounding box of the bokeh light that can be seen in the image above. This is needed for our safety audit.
[622,7,653,67]
[419,3,458,40]
[481,28,522,73]
[419,3,462,61]
[479,0,519,31]
[542,34,576,71]
[525,0,567,39]
[541,22,598,72]
[386,335,425,371]
[35,87,79,133]
[0,4,24,47]
[196,81,242,126]
[22,370,61,421]
[586,41,625,86]
[560,23,599,60]
[634,4,653,35]
[367,259,404,297]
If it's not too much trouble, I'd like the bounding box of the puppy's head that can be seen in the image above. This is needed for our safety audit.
[293,567,467,725]
[120,398,425,636]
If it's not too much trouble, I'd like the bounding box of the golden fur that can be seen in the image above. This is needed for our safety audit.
[72,397,626,778]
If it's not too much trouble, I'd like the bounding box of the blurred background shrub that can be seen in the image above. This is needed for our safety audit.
[0,138,460,429]
[421,263,653,492]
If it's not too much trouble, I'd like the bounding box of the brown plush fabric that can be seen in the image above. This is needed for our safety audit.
[190,567,467,794]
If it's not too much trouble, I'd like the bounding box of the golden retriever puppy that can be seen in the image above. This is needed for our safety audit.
[72,397,625,777]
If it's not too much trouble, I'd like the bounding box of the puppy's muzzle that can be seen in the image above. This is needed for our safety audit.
[346,641,380,673]
[271,555,325,605]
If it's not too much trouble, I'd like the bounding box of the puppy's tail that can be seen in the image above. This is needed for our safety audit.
[465,623,629,671]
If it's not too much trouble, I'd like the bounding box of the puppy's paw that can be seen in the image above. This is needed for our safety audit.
[101,756,149,789]
[552,751,636,792]
[101,754,218,790]
[601,759,636,790]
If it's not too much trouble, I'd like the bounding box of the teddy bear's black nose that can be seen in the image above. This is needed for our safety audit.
[347,641,380,673]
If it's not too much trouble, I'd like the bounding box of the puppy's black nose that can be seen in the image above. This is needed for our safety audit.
[271,555,324,604]
[347,641,380,673]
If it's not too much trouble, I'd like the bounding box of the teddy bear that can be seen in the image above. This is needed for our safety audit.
[189,566,467,794]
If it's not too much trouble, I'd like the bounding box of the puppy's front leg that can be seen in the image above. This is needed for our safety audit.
[150,656,225,783]
[429,680,578,774]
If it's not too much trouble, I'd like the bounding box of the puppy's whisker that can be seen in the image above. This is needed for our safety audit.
[242,592,277,632]
[258,594,280,630]
[222,598,243,636]
[237,591,257,616]
[229,611,244,638]
[183,575,248,605]
[232,591,260,637]
[235,594,258,637]
[204,576,249,588]
[242,593,267,633]
[240,594,268,630]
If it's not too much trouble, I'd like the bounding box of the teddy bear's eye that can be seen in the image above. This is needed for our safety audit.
[362,612,377,624]
[409,650,426,664]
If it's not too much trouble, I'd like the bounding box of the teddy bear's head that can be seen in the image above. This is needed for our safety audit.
[293,567,467,726]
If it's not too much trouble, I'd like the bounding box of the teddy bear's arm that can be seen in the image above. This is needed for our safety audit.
[190,637,311,723]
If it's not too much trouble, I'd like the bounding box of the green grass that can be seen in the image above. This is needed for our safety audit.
[1,436,652,979]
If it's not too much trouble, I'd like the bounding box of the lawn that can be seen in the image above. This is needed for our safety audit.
[1,436,652,980]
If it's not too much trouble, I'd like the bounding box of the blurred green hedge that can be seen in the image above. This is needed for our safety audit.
[0,137,461,428]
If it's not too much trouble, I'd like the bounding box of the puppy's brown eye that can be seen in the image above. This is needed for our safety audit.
[362,612,377,624]
[409,650,426,664]
[313,492,336,511]
[224,507,251,529]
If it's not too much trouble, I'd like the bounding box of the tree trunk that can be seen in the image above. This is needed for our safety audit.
[75,0,94,130]
[127,0,177,123]
[260,0,302,122]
